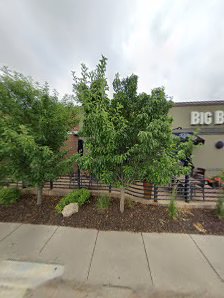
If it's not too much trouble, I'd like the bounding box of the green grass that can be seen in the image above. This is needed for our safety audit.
[96,194,110,210]
[168,188,178,220]
[216,197,224,219]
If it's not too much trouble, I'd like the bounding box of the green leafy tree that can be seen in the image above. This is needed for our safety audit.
[73,56,193,212]
[0,68,78,204]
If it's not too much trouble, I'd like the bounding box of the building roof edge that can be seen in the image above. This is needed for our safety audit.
[174,100,224,107]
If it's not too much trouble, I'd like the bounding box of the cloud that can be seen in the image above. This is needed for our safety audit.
[0,0,223,101]
[121,0,224,101]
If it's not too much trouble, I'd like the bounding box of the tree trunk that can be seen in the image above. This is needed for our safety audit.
[36,186,43,205]
[120,188,125,213]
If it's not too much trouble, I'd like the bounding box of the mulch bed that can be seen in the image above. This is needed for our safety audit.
[0,194,224,235]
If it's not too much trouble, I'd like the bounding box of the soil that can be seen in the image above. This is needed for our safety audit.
[0,194,224,235]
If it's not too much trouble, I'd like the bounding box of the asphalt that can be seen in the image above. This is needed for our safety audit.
[0,222,224,297]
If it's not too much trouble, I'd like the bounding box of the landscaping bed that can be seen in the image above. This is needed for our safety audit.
[0,194,224,235]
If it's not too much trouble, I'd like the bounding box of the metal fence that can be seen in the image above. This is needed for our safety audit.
[42,174,223,203]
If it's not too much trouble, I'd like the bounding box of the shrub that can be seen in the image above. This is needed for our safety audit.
[96,194,110,210]
[168,188,178,220]
[0,187,21,205]
[216,197,224,219]
[77,189,91,206]
[55,188,91,213]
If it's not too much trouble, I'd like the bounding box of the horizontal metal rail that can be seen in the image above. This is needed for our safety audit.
[6,175,224,202]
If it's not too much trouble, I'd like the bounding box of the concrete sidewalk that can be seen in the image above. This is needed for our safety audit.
[0,222,224,297]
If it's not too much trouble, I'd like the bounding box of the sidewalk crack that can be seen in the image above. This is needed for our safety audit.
[141,233,154,285]
[87,230,99,280]
[0,223,23,242]
[189,234,224,283]
[39,226,59,254]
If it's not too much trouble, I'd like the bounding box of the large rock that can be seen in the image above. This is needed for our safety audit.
[62,203,79,217]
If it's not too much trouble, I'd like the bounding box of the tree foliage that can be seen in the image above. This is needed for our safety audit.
[73,57,193,212]
[0,67,78,204]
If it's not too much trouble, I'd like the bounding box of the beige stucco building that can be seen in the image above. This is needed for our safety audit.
[170,100,224,177]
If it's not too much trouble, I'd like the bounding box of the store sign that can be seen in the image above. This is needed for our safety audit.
[191,111,224,125]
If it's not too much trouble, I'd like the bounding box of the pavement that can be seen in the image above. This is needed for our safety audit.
[0,222,224,297]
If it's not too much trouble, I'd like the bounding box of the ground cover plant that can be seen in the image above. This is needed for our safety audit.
[55,189,91,213]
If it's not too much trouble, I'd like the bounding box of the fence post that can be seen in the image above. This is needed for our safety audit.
[184,175,190,202]
[50,180,53,190]
[153,185,158,202]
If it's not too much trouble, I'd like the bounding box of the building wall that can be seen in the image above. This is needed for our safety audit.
[63,133,79,173]
[64,133,79,157]
[191,135,223,177]
[170,103,224,130]
[170,102,224,177]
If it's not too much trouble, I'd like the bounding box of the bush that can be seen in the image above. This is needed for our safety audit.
[96,194,110,210]
[168,188,178,219]
[55,188,91,213]
[216,197,224,219]
[0,187,21,205]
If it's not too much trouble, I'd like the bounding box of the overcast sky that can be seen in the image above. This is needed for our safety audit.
[0,0,224,101]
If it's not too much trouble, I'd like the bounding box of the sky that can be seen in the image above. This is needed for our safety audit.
[0,0,224,101]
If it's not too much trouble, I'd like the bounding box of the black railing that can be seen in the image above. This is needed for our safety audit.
[7,174,223,202]
[43,174,223,203]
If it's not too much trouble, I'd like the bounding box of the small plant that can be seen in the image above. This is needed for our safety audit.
[168,188,178,220]
[55,188,91,213]
[0,187,21,205]
[126,198,135,208]
[96,194,110,211]
[216,197,224,219]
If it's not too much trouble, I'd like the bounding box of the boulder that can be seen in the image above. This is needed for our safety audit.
[62,203,79,217]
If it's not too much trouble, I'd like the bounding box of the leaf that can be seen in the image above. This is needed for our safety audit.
[73,57,194,189]
[193,223,207,234]
[0,68,79,187]
[181,209,194,216]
